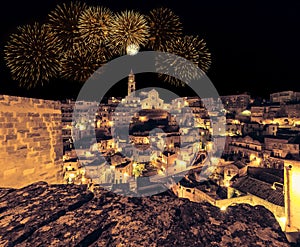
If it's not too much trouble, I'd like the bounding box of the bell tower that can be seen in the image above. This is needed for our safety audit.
[128,69,136,96]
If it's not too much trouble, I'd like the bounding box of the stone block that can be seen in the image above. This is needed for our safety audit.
[17,129,30,134]
[17,145,28,150]
[16,112,28,117]
[3,168,17,177]
[28,113,40,117]
[3,123,13,128]
[6,146,15,153]
[5,134,17,140]
[26,133,40,138]
[23,168,35,176]
[32,99,41,104]
[2,112,13,117]
[8,95,20,102]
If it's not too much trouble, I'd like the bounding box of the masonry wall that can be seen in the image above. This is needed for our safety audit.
[0,95,63,188]
[172,183,285,225]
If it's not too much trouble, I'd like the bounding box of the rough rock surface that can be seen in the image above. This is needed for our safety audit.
[0,182,291,246]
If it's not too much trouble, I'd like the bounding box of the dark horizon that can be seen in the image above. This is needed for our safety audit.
[0,0,299,100]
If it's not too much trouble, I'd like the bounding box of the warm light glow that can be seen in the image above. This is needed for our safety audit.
[126,44,139,55]
[250,154,261,166]
[256,157,261,164]
[210,157,219,165]
[139,116,148,122]
[144,138,150,144]
[177,160,186,167]
[241,110,251,116]
[286,162,300,231]
[276,216,287,231]
[79,124,86,131]
[85,151,93,157]
[220,206,227,211]
[158,169,164,176]
[250,154,256,161]
[206,142,213,151]
[224,180,230,187]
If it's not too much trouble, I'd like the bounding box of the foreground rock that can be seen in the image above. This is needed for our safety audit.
[0,182,290,246]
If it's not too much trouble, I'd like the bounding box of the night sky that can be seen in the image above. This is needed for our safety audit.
[0,0,300,100]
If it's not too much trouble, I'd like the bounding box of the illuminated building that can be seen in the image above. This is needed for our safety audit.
[283,160,300,243]
[220,93,251,114]
[270,91,300,104]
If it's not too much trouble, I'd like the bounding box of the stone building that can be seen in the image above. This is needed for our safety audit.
[264,136,300,159]
[226,122,242,136]
[285,103,300,118]
[221,93,251,114]
[227,135,263,160]
[270,91,300,103]
[141,89,165,110]
[284,160,300,242]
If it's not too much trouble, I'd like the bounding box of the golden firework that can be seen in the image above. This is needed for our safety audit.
[4,22,61,88]
[146,7,183,51]
[108,10,149,54]
[60,43,108,82]
[47,1,87,52]
[78,6,113,47]
[157,35,211,86]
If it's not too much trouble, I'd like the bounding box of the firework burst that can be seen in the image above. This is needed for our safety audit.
[126,44,140,56]
[78,6,113,47]
[157,35,211,86]
[4,22,61,88]
[108,10,149,54]
[146,7,183,51]
[60,43,108,82]
[48,1,87,52]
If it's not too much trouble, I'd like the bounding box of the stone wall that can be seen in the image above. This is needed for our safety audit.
[0,95,63,188]
[172,183,286,231]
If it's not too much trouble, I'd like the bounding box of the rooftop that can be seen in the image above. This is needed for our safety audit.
[231,176,284,206]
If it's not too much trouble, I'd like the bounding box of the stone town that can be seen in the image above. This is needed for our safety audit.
[0,71,300,243]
